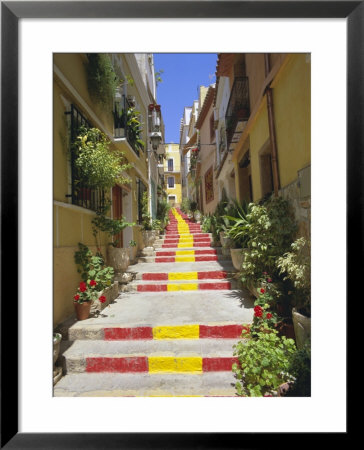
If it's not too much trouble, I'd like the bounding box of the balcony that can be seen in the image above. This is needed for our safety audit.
[113,96,144,157]
[225,76,250,151]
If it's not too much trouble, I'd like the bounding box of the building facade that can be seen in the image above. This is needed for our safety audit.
[53,53,163,326]
[164,143,182,207]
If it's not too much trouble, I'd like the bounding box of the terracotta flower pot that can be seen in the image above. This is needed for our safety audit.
[74,301,91,321]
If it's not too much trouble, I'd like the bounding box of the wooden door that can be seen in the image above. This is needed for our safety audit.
[112,186,123,248]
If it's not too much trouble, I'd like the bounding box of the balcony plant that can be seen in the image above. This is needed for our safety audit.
[72,127,131,190]
[126,107,145,153]
[85,53,119,109]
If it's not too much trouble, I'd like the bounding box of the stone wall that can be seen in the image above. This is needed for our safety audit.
[280,165,311,240]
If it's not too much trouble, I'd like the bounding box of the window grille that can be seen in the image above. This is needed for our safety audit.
[167,177,175,188]
[65,104,105,212]
[168,158,174,172]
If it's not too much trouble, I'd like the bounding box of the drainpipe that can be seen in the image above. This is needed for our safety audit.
[264,54,280,197]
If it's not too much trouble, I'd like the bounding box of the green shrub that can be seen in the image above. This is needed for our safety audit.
[241,196,297,286]
[73,127,131,190]
[232,325,296,397]
[276,237,311,316]
[286,341,311,396]
[74,243,114,291]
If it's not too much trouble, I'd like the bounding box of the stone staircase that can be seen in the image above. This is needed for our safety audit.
[54,207,254,397]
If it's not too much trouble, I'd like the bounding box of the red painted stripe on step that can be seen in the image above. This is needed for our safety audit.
[86,357,148,373]
[142,273,168,281]
[137,284,167,292]
[155,251,175,256]
[104,327,153,340]
[194,249,217,255]
[202,357,239,372]
[199,325,243,339]
[195,256,218,262]
[193,242,212,247]
[197,271,227,280]
[199,282,231,290]
[156,257,175,262]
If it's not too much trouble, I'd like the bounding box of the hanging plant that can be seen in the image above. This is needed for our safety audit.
[73,126,131,190]
[126,108,145,152]
[85,53,119,109]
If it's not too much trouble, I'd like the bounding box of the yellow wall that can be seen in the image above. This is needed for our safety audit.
[235,54,310,203]
[272,54,311,187]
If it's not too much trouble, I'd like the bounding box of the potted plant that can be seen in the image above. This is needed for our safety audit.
[128,239,137,263]
[223,200,251,270]
[73,280,106,320]
[53,333,62,385]
[74,243,118,312]
[91,202,135,273]
[276,237,311,349]
[232,324,296,397]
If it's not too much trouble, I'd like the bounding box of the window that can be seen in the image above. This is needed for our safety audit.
[168,158,174,172]
[136,178,147,224]
[168,195,176,205]
[65,104,105,212]
[167,177,175,188]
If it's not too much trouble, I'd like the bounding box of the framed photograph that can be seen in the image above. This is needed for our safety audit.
[2,1,358,447]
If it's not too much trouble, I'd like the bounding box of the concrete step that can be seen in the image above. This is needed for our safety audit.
[127,261,236,276]
[66,290,254,340]
[53,372,238,397]
[60,339,241,374]
[66,321,250,341]
[135,270,232,281]
[138,255,230,263]
[124,279,238,292]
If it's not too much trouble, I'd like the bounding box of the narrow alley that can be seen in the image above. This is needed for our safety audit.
[54,208,254,396]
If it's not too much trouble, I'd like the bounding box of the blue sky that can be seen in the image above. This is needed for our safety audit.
[153,53,218,144]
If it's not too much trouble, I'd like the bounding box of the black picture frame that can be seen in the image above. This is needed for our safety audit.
[1,1,358,448]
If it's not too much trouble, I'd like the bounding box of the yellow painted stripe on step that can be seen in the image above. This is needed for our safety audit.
[175,256,195,262]
[148,357,203,373]
[167,283,198,291]
[152,324,199,339]
[168,271,198,280]
[177,243,194,248]
[175,250,195,255]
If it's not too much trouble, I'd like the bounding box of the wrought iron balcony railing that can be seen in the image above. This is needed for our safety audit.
[225,76,250,150]
[113,95,143,157]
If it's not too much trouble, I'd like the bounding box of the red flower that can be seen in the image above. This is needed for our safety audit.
[90,280,97,287]
[254,305,263,317]
[99,295,106,304]
[79,282,87,292]
[267,278,272,283]
[266,313,273,319]
[74,294,80,301]
[260,288,265,294]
